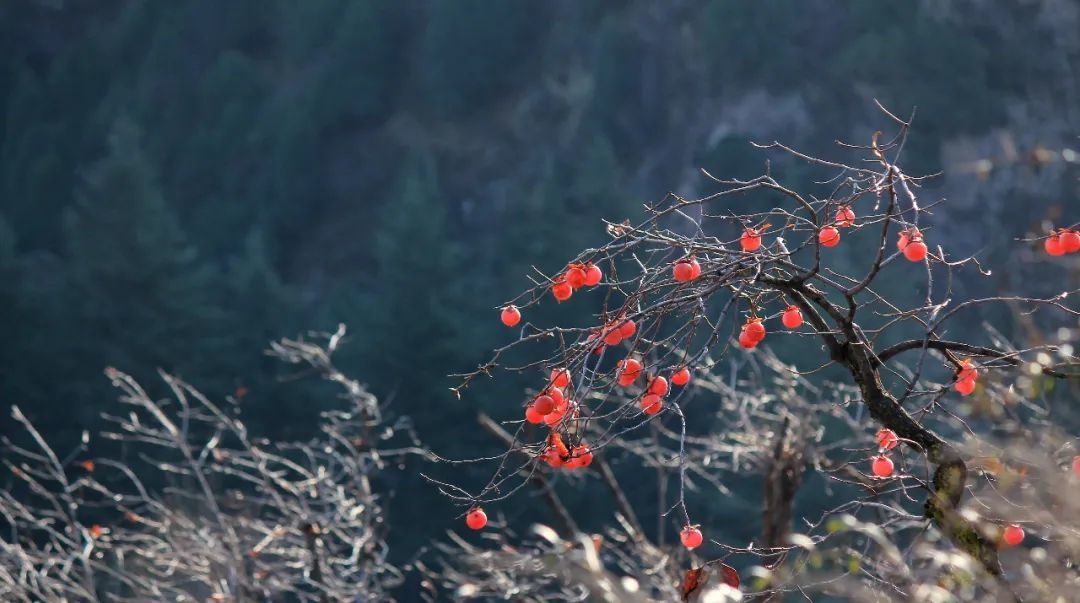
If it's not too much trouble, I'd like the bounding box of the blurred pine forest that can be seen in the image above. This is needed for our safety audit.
[2,0,1079,565]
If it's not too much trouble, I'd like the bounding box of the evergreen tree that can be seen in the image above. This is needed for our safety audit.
[568,135,629,223]
[303,0,407,130]
[701,0,808,90]
[223,228,297,360]
[0,67,72,251]
[63,118,227,391]
[218,228,311,439]
[500,158,576,277]
[589,15,649,153]
[358,156,473,418]
[336,156,485,558]
[0,214,17,401]
[418,1,550,118]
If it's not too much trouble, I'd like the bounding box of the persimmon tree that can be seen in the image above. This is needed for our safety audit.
[441,106,1080,601]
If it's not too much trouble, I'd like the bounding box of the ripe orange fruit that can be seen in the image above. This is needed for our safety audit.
[957,359,977,383]
[604,327,624,346]
[566,265,586,289]
[578,447,596,471]
[619,319,637,338]
[674,258,700,282]
[819,226,841,247]
[897,227,920,252]
[835,206,856,228]
[584,263,603,286]
[876,428,898,451]
[741,228,762,252]
[89,524,104,539]
[641,394,663,415]
[743,319,766,342]
[551,368,571,388]
[552,278,573,302]
[673,260,692,282]
[781,305,803,329]
[546,387,565,406]
[903,240,928,262]
[1062,230,1080,253]
[549,432,569,456]
[871,455,894,477]
[501,306,521,327]
[1046,233,1066,256]
[566,444,594,469]
[671,367,691,386]
[543,398,570,426]
[954,378,976,396]
[648,376,669,396]
[542,447,564,468]
[525,404,544,424]
[466,508,488,530]
[1071,455,1080,476]
[618,358,643,382]
[1002,524,1024,547]
[533,395,555,415]
[680,526,704,549]
[738,331,758,349]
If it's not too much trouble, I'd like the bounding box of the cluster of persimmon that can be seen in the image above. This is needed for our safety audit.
[1044,227,1080,256]
[740,207,853,252]
[613,357,693,416]
[498,263,604,327]
[523,368,575,427]
[541,431,594,470]
[736,306,804,350]
[586,318,638,356]
[673,256,702,282]
[869,362,980,477]
[551,262,604,302]
[870,428,898,478]
[740,211,930,261]
[893,227,929,262]
[482,209,938,537]
[738,317,767,349]
[523,368,594,470]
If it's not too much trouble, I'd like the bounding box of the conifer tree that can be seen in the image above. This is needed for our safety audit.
[361,156,471,416]
[63,118,225,389]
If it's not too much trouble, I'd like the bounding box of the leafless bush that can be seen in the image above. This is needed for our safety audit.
[1,325,425,602]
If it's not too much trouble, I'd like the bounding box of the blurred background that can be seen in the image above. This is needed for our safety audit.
[2,0,1078,577]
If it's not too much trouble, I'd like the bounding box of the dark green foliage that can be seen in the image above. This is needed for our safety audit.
[62,118,227,390]
[832,16,1001,134]
[702,0,812,91]
[367,157,470,396]
[590,16,649,152]
[308,1,408,128]
[418,0,550,118]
